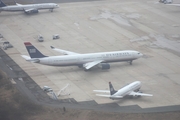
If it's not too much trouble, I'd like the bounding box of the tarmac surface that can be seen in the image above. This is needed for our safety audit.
[1,0,180,112]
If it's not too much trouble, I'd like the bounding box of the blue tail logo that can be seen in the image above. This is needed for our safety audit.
[24,42,47,58]
[109,82,117,95]
[0,0,6,7]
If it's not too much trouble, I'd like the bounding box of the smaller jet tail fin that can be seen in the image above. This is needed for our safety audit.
[24,42,47,58]
[0,0,7,7]
[109,82,117,95]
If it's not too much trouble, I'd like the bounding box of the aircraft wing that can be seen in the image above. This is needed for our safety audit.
[83,60,104,70]
[93,90,110,93]
[96,94,123,98]
[24,8,38,13]
[50,46,80,55]
[129,91,153,97]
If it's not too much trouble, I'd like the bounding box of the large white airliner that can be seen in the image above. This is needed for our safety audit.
[21,42,143,70]
[94,81,153,99]
[0,0,59,14]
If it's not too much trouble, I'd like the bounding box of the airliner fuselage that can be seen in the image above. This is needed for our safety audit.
[38,50,142,66]
[22,42,143,70]
[0,3,58,11]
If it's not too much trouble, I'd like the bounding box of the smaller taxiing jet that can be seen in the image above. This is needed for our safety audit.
[94,81,153,99]
[21,42,143,71]
[0,0,59,14]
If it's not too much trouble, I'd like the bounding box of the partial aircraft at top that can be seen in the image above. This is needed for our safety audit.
[0,0,59,14]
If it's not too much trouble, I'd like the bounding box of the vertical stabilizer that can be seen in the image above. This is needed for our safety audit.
[24,42,47,58]
[109,82,117,95]
[0,0,6,7]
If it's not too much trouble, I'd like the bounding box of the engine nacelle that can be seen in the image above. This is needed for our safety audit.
[100,63,110,69]
[26,9,39,14]
[31,9,39,13]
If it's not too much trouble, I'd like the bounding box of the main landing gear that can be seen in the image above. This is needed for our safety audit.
[49,9,54,12]
[129,60,133,65]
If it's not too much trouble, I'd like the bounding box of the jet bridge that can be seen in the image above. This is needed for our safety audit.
[42,84,70,100]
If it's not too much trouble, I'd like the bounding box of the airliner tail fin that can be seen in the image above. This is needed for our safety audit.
[24,42,47,58]
[109,82,117,95]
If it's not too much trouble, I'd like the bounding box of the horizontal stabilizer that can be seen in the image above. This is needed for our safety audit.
[21,55,40,63]
[93,90,110,93]
[21,55,31,60]
[96,94,111,97]
[166,4,180,7]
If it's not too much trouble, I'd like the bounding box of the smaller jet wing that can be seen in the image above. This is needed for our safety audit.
[83,60,104,70]
[93,90,110,93]
[96,94,123,98]
[50,46,80,55]
[129,91,153,97]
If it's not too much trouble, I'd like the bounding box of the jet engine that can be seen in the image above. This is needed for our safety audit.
[100,63,110,69]
[31,9,39,13]
[25,9,39,14]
